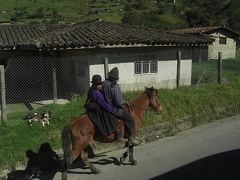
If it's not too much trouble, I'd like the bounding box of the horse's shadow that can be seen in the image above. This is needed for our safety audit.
[6,143,122,179]
[68,155,121,175]
[7,142,62,180]
[92,156,121,166]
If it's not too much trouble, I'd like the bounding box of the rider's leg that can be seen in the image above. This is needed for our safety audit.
[114,129,124,142]
[122,110,139,146]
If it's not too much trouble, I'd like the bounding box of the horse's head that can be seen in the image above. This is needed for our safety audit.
[145,87,162,114]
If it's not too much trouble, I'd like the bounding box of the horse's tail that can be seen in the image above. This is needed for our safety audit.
[61,123,72,170]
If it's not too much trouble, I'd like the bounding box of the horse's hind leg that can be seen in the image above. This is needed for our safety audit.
[81,150,101,174]
[129,146,137,165]
[85,144,95,158]
[62,149,80,180]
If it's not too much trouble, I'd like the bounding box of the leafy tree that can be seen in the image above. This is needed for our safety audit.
[122,9,187,29]
[228,0,240,30]
[182,0,231,26]
[36,7,44,18]
[123,0,149,11]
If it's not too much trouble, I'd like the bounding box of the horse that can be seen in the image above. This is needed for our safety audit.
[61,87,162,180]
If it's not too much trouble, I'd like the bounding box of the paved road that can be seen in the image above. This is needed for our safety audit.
[40,116,240,180]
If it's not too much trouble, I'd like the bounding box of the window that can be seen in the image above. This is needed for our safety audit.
[134,61,141,74]
[219,37,227,44]
[150,61,158,73]
[134,61,158,74]
[143,61,149,73]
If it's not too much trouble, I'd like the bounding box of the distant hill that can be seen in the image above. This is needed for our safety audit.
[0,0,239,31]
[0,0,125,24]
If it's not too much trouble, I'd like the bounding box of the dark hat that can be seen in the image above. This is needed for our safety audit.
[108,67,119,80]
[91,74,102,84]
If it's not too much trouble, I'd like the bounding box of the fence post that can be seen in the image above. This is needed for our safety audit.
[218,52,222,84]
[53,68,57,104]
[104,57,109,79]
[0,65,7,124]
[198,47,202,63]
[176,50,181,88]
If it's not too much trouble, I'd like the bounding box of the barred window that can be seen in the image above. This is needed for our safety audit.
[143,61,150,73]
[134,61,141,74]
[134,61,158,74]
[150,61,158,73]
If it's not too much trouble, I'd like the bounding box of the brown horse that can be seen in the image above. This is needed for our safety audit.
[61,87,162,180]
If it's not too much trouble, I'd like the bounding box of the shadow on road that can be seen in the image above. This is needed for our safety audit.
[6,142,121,179]
[7,142,62,180]
[68,156,121,175]
[150,149,240,180]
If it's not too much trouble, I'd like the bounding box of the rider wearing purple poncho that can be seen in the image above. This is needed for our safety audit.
[85,75,119,137]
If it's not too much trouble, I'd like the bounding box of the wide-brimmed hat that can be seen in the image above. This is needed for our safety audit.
[91,74,102,84]
[108,67,119,80]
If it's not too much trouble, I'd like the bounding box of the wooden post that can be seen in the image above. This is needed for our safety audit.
[104,57,109,79]
[198,47,202,63]
[0,65,7,124]
[176,50,181,88]
[218,52,222,84]
[53,68,57,104]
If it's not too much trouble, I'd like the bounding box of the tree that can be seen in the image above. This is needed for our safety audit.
[228,0,240,30]
[182,0,231,27]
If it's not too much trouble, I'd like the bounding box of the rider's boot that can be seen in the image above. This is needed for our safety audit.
[126,129,139,147]
[114,129,124,142]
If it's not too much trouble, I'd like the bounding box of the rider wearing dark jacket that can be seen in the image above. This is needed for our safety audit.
[101,67,139,146]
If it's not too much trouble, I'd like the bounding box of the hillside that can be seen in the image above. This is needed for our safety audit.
[0,0,239,31]
[0,0,126,24]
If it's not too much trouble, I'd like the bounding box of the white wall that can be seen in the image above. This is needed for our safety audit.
[89,59,192,91]
[208,32,236,60]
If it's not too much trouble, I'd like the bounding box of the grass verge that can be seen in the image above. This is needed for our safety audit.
[1,81,240,172]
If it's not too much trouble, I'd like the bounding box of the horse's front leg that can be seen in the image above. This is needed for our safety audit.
[120,150,128,164]
[129,146,137,165]
[120,146,137,165]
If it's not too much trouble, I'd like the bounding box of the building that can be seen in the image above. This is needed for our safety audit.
[0,21,212,104]
[172,26,240,60]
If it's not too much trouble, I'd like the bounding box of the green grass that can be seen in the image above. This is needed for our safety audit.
[1,81,240,171]
[0,0,125,24]
[1,50,240,172]
[192,56,240,84]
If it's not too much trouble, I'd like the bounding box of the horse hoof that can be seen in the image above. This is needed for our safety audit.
[92,168,101,174]
[62,172,67,180]
[130,160,137,165]
[120,157,126,164]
